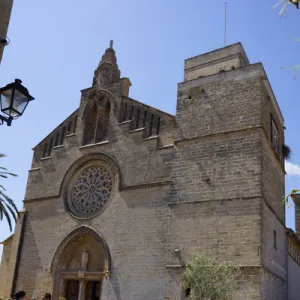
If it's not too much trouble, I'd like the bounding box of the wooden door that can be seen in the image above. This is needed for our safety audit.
[85,281,101,300]
[66,280,79,300]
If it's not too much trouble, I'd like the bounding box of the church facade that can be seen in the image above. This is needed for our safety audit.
[0,42,288,299]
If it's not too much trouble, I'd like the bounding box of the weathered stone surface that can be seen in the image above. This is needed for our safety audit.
[0,43,288,300]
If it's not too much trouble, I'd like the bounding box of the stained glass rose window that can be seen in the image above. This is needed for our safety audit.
[70,166,113,218]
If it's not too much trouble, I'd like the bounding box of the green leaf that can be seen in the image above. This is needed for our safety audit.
[0,199,12,231]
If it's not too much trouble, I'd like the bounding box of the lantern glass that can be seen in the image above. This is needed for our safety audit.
[13,89,30,116]
[0,88,13,113]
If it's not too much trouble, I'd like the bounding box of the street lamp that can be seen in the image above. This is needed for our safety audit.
[0,79,34,126]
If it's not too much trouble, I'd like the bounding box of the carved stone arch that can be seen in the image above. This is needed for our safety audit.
[82,89,117,146]
[50,225,111,274]
[59,152,120,220]
[59,152,121,196]
[82,89,117,117]
[50,225,111,299]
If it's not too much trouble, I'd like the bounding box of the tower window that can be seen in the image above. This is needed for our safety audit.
[270,115,279,155]
[273,230,277,249]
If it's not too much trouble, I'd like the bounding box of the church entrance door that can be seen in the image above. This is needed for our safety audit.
[86,281,101,300]
[66,281,79,300]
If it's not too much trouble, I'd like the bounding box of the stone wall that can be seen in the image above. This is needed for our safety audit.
[0,236,13,297]
[287,254,300,300]
[15,186,170,299]
[0,0,13,62]
[0,43,287,300]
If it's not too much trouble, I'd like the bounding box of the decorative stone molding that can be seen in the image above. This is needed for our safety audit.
[60,152,120,219]
[50,225,111,299]
[81,89,117,119]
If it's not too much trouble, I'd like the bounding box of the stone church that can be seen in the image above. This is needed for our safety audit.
[0,42,289,299]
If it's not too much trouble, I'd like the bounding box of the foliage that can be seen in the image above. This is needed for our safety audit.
[0,154,19,231]
[283,144,292,160]
[183,252,238,300]
[282,189,300,206]
[273,2,300,207]
[274,0,300,16]
[274,1,300,78]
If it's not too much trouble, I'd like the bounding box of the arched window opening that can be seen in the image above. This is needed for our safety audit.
[95,101,110,143]
[83,103,98,145]
[82,99,111,146]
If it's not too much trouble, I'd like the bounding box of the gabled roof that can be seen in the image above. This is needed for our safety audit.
[32,108,79,150]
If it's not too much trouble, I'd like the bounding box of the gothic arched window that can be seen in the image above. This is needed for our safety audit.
[83,99,111,146]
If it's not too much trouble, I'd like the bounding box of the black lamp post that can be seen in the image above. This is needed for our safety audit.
[0,79,34,126]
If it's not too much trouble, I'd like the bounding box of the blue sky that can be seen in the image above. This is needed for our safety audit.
[0,0,299,259]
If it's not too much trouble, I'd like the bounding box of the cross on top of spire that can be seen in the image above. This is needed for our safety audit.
[110,40,113,49]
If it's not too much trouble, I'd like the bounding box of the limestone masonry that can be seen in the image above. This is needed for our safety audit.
[0,42,297,300]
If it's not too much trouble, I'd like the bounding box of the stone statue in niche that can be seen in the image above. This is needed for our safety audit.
[80,249,89,271]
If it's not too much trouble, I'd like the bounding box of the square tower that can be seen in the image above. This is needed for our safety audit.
[169,43,286,299]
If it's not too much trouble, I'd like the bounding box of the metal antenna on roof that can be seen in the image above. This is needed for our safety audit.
[224,0,227,46]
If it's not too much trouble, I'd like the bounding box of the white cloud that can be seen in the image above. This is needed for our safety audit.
[285,161,300,176]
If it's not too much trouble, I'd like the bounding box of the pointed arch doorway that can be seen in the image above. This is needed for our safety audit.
[50,226,111,300]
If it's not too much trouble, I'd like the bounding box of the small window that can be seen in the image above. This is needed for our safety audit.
[270,115,279,155]
[273,230,277,249]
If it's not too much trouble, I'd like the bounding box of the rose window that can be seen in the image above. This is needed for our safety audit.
[71,166,112,217]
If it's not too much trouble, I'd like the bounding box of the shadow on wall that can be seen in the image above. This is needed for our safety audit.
[109,261,121,300]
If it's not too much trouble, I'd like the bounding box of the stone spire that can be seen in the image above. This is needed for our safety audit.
[93,40,121,87]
